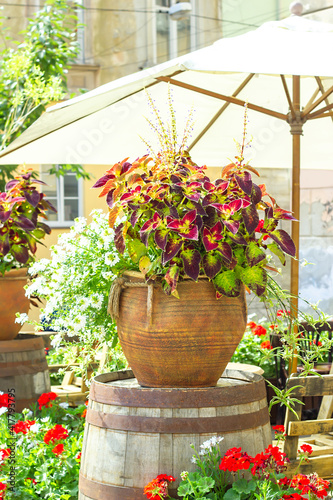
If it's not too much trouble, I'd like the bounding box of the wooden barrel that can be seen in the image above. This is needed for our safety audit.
[79,368,272,500]
[0,334,51,412]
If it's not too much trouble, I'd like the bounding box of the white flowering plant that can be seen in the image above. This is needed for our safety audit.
[16,210,134,371]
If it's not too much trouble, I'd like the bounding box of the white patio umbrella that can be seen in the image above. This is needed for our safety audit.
[1,14,333,310]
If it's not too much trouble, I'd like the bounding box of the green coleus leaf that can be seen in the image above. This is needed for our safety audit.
[127,238,147,263]
[239,266,267,296]
[269,229,296,257]
[245,241,266,267]
[213,270,241,297]
[31,228,46,240]
[202,251,222,279]
[267,241,286,266]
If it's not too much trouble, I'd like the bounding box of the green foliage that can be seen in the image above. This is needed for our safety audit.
[0,168,55,273]
[0,0,89,190]
[0,397,85,499]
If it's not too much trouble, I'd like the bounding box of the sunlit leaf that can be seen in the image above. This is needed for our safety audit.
[213,270,241,297]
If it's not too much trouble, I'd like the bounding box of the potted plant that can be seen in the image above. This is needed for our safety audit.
[93,98,296,388]
[0,167,55,340]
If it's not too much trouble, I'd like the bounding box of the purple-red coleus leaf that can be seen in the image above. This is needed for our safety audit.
[235,172,252,196]
[242,204,260,235]
[211,198,242,215]
[140,212,162,234]
[190,201,207,217]
[162,238,182,264]
[163,265,180,296]
[92,174,114,189]
[0,210,12,222]
[202,193,216,207]
[106,189,115,208]
[222,220,240,235]
[251,183,262,205]
[43,199,57,213]
[241,198,251,209]
[203,181,215,192]
[181,181,202,202]
[180,246,201,281]
[120,185,142,204]
[15,216,36,231]
[37,222,51,235]
[10,244,30,264]
[216,242,232,262]
[269,229,296,257]
[215,180,229,193]
[202,221,224,252]
[228,233,248,246]
[5,179,20,190]
[202,252,222,279]
[130,209,140,227]
[154,227,169,251]
[167,209,199,240]
[195,215,203,232]
[23,189,41,208]
[114,223,125,254]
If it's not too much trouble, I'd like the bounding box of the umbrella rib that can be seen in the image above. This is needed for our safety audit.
[188,73,255,151]
[307,102,333,119]
[156,76,287,121]
[280,75,296,119]
[313,76,333,123]
[302,83,333,117]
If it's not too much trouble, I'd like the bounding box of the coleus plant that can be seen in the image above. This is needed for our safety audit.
[93,100,296,298]
[0,168,56,274]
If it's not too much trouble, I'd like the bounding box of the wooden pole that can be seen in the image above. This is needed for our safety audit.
[290,75,301,374]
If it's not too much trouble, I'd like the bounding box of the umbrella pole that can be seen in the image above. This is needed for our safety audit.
[290,75,301,374]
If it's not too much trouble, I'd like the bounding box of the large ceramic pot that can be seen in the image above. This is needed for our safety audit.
[0,268,30,341]
[115,272,247,388]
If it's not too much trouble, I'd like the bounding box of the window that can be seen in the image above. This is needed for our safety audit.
[151,0,196,64]
[40,166,83,227]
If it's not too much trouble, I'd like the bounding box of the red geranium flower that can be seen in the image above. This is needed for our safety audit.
[81,409,87,418]
[76,452,82,461]
[26,478,37,485]
[272,425,285,434]
[11,420,35,435]
[277,309,291,317]
[0,482,7,498]
[144,474,175,499]
[299,444,313,455]
[44,424,69,444]
[260,340,272,349]
[38,391,58,410]
[52,443,65,456]
[253,325,267,336]
[219,447,253,472]
[0,394,9,408]
[247,321,257,330]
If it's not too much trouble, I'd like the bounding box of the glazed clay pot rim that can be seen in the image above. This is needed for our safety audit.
[0,268,28,280]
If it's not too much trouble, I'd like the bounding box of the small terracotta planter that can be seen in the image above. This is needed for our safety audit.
[116,272,247,387]
[0,268,30,341]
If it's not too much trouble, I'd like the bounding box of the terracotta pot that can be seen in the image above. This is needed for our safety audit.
[116,272,247,387]
[0,268,30,341]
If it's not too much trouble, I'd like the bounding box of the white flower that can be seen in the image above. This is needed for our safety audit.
[41,416,50,423]
[29,423,41,433]
[72,216,87,234]
[0,407,8,416]
[180,471,188,480]
[191,456,197,463]
[15,313,29,324]
[59,402,69,409]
